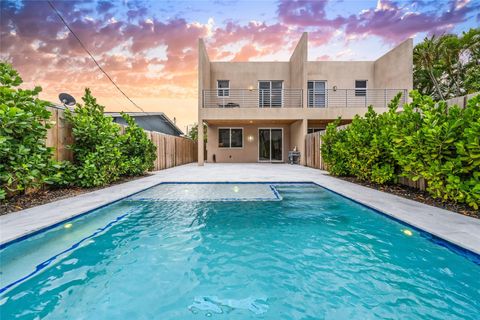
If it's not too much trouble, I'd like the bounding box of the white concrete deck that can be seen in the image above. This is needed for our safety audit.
[1,163,479,255]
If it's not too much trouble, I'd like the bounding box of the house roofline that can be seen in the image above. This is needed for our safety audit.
[104,111,184,135]
[200,32,413,63]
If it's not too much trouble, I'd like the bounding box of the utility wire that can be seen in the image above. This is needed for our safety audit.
[47,0,145,113]
[47,1,182,134]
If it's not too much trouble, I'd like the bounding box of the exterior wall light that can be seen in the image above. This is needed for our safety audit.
[333,86,338,91]
[248,85,254,91]
[247,135,254,142]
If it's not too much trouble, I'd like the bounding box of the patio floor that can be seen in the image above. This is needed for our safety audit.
[1,163,479,255]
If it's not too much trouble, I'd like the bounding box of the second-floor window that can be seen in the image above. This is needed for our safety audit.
[218,128,243,148]
[308,81,326,108]
[217,80,230,97]
[259,81,283,108]
[355,80,367,97]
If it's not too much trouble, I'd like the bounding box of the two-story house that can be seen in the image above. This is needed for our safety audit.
[198,33,412,165]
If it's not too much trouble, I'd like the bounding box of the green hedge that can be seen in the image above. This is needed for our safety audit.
[65,89,157,188]
[0,63,157,199]
[321,91,480,209]
[0,63,59,199]
[119,113,157,176]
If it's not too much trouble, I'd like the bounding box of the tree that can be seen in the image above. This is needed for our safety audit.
[414,28,479,100]
[187,123,207,142]
[119,112,156,176]
[65,89,122,187]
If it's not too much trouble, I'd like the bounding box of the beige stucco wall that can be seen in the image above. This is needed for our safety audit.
[198,33,413,164]
[198,39,210,165]
[198,39,211,99]
[210,62,291,89]
[374,38,413,90]
[290,32,308,107]
[289,119,307,164]
[307,61,375,89]
[206,124,292,163]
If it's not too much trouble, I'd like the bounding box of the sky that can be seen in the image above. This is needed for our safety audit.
[1,0,479,133]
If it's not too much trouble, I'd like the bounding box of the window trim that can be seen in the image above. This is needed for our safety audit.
[307,80,327,108]
[355,80,367,97]
[217,80,230,97]
[218,127,243,149]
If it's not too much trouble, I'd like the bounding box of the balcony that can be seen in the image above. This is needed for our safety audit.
[202,88,408,109]
[307,89,408,108]
[202,89,303,109]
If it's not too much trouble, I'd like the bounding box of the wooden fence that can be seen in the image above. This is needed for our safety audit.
[45,106,197,171]
[305,131,326,170]
[305,130,427,191]
[445,92,479,109]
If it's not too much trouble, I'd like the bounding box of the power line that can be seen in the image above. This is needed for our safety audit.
[46,1,183,134]
[47,0,145,113]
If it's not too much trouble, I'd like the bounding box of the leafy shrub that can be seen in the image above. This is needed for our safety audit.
[392,92,480,209]
[0,62,57,199]
[321,91,480,209]
[119,112,156,176]
[1,63,159,201]
[65,89,122,187]
[66,90,157,187]
[322,94,402,184]
[321,119,350,176]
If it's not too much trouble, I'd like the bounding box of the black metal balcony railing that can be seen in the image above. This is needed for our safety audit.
[202,88,408,109]
[202,89,303,108]
[307,89,407,108]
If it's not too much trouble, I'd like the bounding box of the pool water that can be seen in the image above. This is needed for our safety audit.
[1,183,479,319]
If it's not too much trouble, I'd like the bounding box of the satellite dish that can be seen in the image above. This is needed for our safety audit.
[59,93,76,107]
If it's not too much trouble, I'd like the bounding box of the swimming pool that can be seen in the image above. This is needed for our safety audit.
[1,183,479,319]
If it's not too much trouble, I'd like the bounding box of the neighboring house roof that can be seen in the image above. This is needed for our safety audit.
[48,104,184,136]
[104,112,184,136]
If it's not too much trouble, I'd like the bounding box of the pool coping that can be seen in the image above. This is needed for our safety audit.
[1,164,479,257]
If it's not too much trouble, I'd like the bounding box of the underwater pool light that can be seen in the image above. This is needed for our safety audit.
[402,229,413,236]
[64,223,73,229]
[233,186,240,193]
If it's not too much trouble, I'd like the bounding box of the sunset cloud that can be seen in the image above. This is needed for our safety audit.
[344,0,480,43]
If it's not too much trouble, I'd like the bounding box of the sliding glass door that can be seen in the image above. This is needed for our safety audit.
[258,129,283,162]
[308,81,326,107]
[259,81,283,108]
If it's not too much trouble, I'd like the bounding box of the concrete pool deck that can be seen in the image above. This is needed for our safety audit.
[1,163,479,255]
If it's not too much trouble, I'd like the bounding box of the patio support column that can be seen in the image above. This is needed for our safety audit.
[198,120,204,166]
[299,119,308,166]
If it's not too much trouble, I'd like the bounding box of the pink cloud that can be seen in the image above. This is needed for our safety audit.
[232,44,262,61]
[208,21,297,60]
[344,0,479,43]
[277,0,346,28]
[0,1,210,101]
[277,0,479,44]
[316,54,331,61]
[1,0,478,111]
